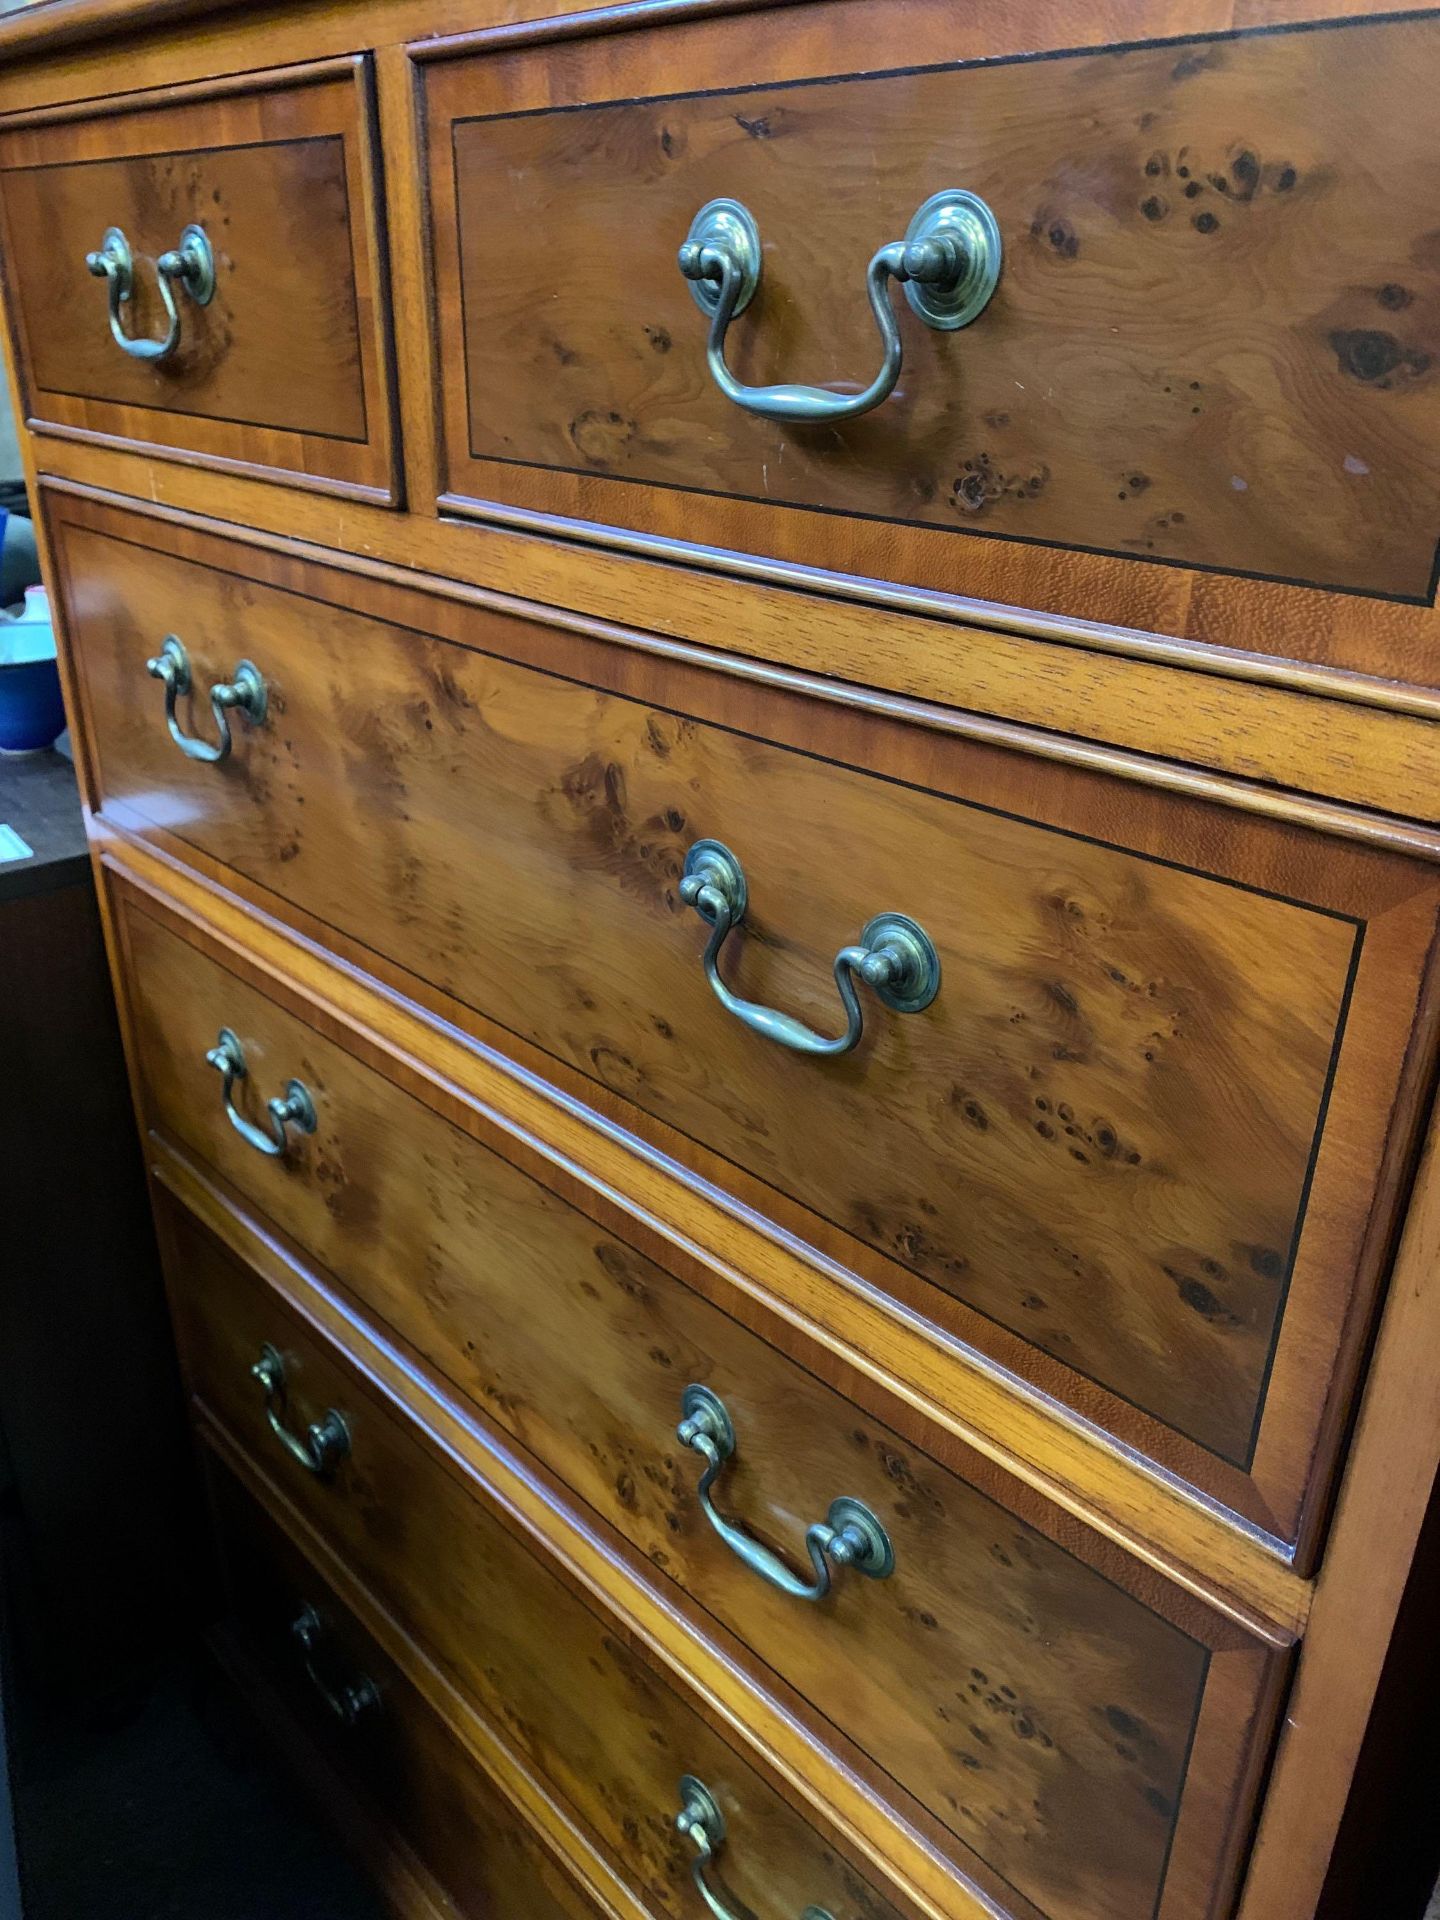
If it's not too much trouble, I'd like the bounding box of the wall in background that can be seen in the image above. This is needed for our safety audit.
[0,339,20,485]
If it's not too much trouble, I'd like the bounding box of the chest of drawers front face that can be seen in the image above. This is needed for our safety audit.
[55,496,1440,1556]
[0,60,396,500]
[422,3,1440,681]
[129,915,1284,1920]
[126,889,1288,1920]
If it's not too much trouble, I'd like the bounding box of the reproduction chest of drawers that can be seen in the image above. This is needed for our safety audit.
[2,4,1438,1918]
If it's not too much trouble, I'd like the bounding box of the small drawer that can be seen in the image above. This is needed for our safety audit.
[418,7,1440,681]
[206,1458,608,1920]
[162,1197,908,1920]
[0,60,396,502]
[65,493,1440,1549]
[142,961,1287,1920]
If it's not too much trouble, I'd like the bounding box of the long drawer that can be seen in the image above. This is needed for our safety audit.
[206,1456,608,1920]
[131,887,1287,1920]
[0,60,397,501]
[60,491,1440,1548]
[417,3,1440,683]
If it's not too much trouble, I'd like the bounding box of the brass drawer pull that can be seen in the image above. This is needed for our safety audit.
[677,1385,893,1601]
[146,635,267,764]
[252,1344,349,1477]
[205,1028,317,1159]
[679,839,939,1058]
[676,1776,833,1920]
[290,1605,380,1727]
[85,223,215,363]
[677,190,1000,423]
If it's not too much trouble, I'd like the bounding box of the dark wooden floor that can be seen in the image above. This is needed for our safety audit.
[11,1668,387,1920]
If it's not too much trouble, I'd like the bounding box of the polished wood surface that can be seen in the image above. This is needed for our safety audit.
[164,1212,909,1920]
[205,1460,606,1920]
[0,61,397,502]
[57,494,1440,1542]
[4,4,1432,710]
[165,1189,1282,1920]
[425,1,1440,680]
[3,5,1439,1919]
[109,824,1319,1641]
[154,1107,1280,1920]
[38,458,1440,829]
[102,824,1440,1920]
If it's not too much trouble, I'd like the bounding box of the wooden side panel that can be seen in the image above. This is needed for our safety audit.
[424,4,1440,677]
[52,496,1440,1542]
[0,63,397,500]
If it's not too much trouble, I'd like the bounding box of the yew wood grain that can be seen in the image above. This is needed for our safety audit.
[162,1183,1283,1920]
[423,0,1440,683]
[141,950,1244,1920]
[0,62,397,501]
[5,4,1440,682]
[205,1461,611,1920]
[37,459,1440,830]
[158,1208,911,1920]
[56,500,1440,1542]
[102,827,1317,1648]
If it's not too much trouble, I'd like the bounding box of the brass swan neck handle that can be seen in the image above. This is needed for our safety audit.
[677,1385,894,1602]
[86,223,215,363]
[677,190,1001,423]
[146,635,267,763]
[205,1027,317,1160]
[252,1344,350,1477]
[675,1777,835,1920]
[679,840,940,1059]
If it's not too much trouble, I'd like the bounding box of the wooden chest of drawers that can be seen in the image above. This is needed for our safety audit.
[2,4,1438,1919]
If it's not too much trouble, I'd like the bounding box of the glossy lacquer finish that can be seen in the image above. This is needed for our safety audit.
[60,497,1440,1544]
[163,1178,1282,1920]
[159,1196,905,1920]
[0,60,396,501]
[133,899,1285,1920]
[423,4,1440,681]
[205,1460,606,1920]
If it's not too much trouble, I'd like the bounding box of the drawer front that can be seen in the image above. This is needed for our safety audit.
[0,61,396,500]
[206,1458,607,1920]
[420,5,1440,681]
[159,1198,907,1920]
[160,1182,1283,1920]
[66,495,1440,1544]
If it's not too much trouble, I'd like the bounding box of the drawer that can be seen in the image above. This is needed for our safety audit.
[67,494,1440,1547]
[159,1182,1284,1920]
[419,6,1440,683]
[0,60,396,501]
[161,1196,908,1920]
[206,1457,607,1920]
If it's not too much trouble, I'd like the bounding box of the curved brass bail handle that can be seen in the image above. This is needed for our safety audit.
[146,635,267,764]
[679,840,939,1060]
[85,223,215,364]
[290,1606,380,1727]
[675,1777,835,1920]
[677,190,1001,423]
[677,1386,894,1603]
[205,1027,317,1160]
[252,1344,350,1476]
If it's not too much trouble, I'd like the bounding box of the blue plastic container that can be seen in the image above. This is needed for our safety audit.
[0,585,64,753]
[0,657,66,753]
